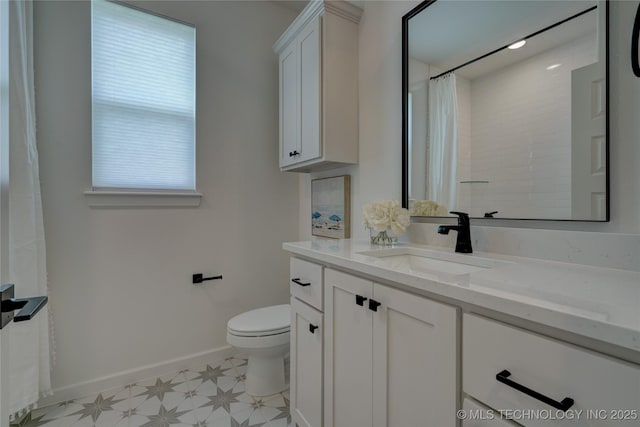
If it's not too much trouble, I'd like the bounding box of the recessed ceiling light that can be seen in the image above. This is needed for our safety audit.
[546,63,561,70]
[508,40,526,50]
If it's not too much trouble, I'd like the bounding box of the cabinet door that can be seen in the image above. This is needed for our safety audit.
[279,41,299,168]
[324,269,373,427]
[298,15,321,163]
[290,297,323,427]
[372,283,458,427]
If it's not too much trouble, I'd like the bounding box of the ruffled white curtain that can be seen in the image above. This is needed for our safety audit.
[428,73,458,212]
[8,0,53,418]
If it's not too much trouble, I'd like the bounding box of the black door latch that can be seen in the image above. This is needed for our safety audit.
[1,284,48,330]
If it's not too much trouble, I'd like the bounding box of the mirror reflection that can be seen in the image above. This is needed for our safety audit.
[404,0,608,221]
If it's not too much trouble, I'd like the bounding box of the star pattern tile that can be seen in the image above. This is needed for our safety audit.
[9,413,47,427]
[198,387,244,413]
[269,399,291,425]
[68,393,126,422]
[231,418,264,427]
[137,377,180,402]
[19,354,290,427]
[140,405,189,427]
[193,365,227,385]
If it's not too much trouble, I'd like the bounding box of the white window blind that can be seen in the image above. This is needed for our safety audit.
[92,0,196,190]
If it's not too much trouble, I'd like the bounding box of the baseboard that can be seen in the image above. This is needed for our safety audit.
[38,345,235,407]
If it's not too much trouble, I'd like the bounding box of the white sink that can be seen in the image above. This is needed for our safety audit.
[357,247,511,276]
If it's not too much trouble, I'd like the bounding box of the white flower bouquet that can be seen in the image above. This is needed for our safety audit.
[362,200,410,245]
[410,200,448,217]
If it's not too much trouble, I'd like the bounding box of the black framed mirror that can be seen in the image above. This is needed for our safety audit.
[402,0,609,221]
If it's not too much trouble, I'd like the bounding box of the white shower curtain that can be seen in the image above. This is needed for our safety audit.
[428,73,458,212]
[9,0,53,418]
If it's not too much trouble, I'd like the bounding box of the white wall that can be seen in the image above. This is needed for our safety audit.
[35,0,299,394]
[300,0,640,265]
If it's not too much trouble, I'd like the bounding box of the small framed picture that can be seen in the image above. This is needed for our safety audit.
[311,175,350,239]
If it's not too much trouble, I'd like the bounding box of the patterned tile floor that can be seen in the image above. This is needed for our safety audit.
[15,354,291,427]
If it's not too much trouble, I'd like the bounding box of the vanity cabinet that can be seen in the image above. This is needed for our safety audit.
[273,0,361,172]
[324,268,458,427]
[463,314,640,427]
[289,258,324,427]
[285,241,640,427]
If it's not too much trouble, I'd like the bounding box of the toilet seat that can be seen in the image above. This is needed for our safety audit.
[227,304,290,337]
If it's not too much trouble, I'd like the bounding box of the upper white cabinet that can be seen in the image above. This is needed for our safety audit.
[273,1,361,172]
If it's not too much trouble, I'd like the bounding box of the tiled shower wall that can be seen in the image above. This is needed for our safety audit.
[459,33,596,219]
[455,75,471,213]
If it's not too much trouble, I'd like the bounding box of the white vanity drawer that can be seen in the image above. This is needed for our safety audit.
[463,314,640,427]
[290,257,323,310]
[462,398,519,427]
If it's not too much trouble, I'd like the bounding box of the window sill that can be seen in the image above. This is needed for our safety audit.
[84,190,202,208]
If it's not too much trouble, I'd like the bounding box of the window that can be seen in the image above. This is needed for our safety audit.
[91,0,196,191]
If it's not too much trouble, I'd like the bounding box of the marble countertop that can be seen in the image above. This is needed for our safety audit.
[283,239,640,354]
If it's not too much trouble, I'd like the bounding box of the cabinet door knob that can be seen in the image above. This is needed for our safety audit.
[291,278,311,287]
[309,324,319,334]
[355,294,367,306]
[496,370,574,412]
[292,150,299,156]
[368,299,381,312]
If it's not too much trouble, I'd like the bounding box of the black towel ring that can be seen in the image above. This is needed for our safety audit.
[632,2,640,77]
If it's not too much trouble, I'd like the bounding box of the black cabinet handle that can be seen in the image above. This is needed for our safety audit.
[288,150,300,157]
[291,278,311,287]
[633,3,640,77]
[368,299,381,312]
[355,294,367,306]
[496,370,574,412]
[309,324,319,334]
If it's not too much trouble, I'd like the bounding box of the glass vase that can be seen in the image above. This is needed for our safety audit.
[369,229,398,246]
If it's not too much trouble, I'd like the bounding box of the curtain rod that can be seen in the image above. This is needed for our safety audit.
[430,5,597,80]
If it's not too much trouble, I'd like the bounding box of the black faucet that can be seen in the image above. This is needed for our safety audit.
[437,211,472,254]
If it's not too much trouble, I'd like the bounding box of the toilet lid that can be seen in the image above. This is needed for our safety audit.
[228,304,290,337]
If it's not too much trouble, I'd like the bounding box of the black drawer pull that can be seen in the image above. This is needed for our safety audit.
[496,370,574,412]
[309,324,319,334]
[355,294,367,306]
[368,299,381,312]
[291,278,311,287]
[633,3,640,77]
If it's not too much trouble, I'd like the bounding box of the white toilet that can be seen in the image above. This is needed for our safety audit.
[226,304,290,396]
